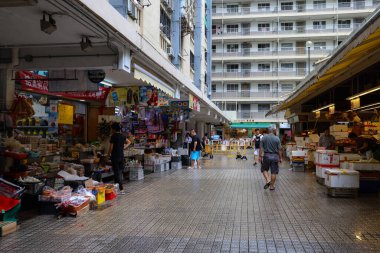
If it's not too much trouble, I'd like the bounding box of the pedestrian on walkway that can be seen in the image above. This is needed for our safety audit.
[108,122,131,195]
[253,128,262,166]
[189,129,202,169]
[259,126,282,190]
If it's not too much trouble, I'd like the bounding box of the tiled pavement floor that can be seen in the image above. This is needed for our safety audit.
[1,152,380,253]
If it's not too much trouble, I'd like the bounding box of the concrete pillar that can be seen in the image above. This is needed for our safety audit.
[0,68,15,111]
[194,0,202,89]
[206,0,212,98]
[171,0,181,68]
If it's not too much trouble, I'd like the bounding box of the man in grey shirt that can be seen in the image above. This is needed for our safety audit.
[259,126,282,190]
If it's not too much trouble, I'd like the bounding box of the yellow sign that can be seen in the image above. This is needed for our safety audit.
[58,103,74,125]
[329,105,335,115]
[351,98,360,110]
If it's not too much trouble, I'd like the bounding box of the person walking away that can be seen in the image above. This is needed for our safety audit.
[259,127,282,191]
[253,129,262,166]
[318,128,336,150]
[189,129,202,169]
[108,123,131,195]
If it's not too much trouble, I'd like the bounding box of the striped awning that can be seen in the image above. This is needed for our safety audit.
[134,64,175,98]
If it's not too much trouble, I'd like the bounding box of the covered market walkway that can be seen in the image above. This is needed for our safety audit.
[1,152,380,253]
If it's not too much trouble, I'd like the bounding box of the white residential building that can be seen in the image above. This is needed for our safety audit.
[211,0,378,124]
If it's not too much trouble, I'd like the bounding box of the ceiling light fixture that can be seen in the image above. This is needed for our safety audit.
[360,105,380,112]
[346,85,380,100]
[312,103,335,113]
[354,102,380,111]
[100,80,113,87]
[80,36,92,52]
[40,12,57,34]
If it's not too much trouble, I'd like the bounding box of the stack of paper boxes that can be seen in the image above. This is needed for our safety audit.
[330,125,349,140]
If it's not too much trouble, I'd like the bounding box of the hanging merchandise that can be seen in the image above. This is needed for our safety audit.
[11,95,35,122]
[140,86,169,107]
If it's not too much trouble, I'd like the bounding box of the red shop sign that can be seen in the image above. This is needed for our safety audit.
[16,71,110,101]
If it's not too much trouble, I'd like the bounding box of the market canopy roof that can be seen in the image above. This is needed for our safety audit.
[268,7,380,116]
[230,122,271,129]
[134,64,175,98]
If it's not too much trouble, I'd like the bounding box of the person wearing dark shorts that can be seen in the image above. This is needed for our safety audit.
[259,126,282,190]
[108,122,131,195]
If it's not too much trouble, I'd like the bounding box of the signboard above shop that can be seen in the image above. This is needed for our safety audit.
[16,71,110,101]
[189,94,200,112]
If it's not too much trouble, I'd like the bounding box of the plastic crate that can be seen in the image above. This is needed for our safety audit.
[0,179,25,198]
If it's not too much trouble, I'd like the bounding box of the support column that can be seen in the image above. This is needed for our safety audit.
[171,0,181,68]
[206,0,212,98]
[194,0,202,89]
[0,68,15,111]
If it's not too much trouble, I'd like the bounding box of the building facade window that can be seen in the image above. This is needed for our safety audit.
[338,0,351,8]
[281,63,294,71]
[258,3,270,10]
[226,64,239,72]
[281,22,293,31]
[313,0,326,9]
[258,63,270,72]
[190,51,194,70]
[281,2,294,10]
[212,65,216,72]
[212,84,216,92]
[258,43,270,51]
[314,42,327,50]
[227,84,239,91]
[227,4,239,13]
[338,19,351,28]
[227,44,239,52]
[281,84,294,91]
[226,24,239,33]
[160,8,171,38]
[258,104,271,111]
[212,45,216,53]
[226,103,237,111]
[313,21,326,29]
[258,83,270,91]
[258,23,270,31]
[281,43,293,51]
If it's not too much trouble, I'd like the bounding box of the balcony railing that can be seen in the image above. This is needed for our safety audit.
[213,47,333,57]
[237,111,284,120]
[212,25,359,38]
[211,91,291,99]
[212,1,374,17]
[212,68,307,78]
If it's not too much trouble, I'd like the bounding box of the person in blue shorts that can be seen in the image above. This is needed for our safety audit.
[189,129,202,169]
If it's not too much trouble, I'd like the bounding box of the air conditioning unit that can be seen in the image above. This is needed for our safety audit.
[127,0,137,20]
[166,46,174,57]
[161,0,169,7]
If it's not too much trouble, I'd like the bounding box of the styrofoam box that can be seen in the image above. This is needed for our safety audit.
[316,165,339,178]
[171,161,182,170]
[325,169,359,188]
[315,150,339,165]
[339,153,362,162]
[330,124,348,132]
[291,150,306,157]
[129,168,144,181]
[154,164,165,173]
[348,162,380,171]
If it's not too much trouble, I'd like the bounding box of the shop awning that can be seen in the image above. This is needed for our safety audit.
[134,64,175,98]
[267,7,380,115]
[230,122,271,129]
